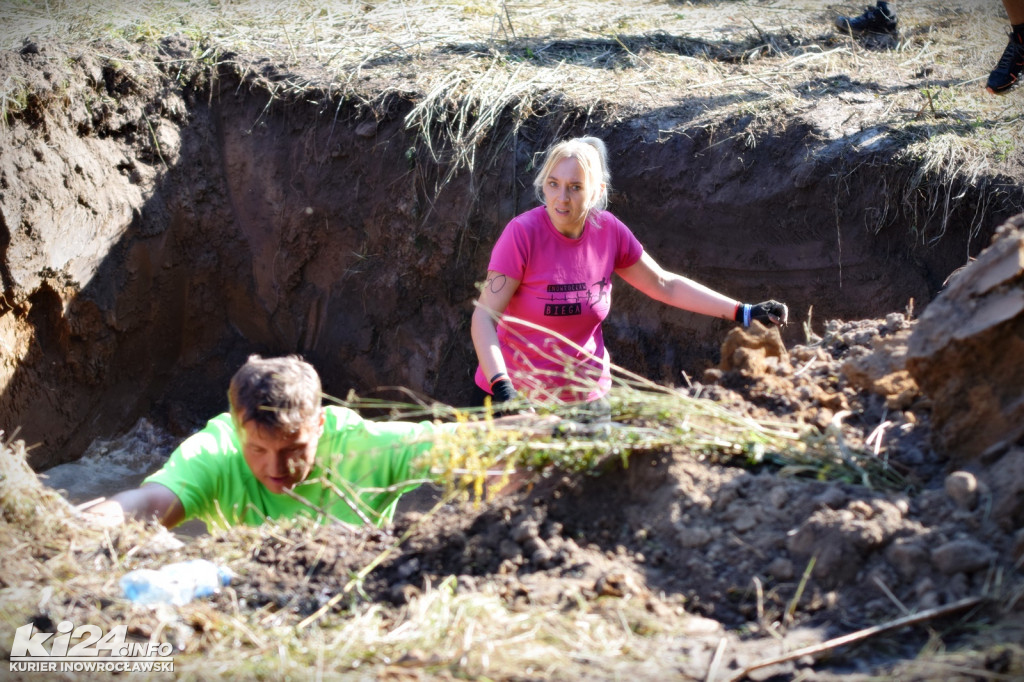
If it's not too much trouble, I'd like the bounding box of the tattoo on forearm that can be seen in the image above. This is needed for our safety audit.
[487,274,508,293]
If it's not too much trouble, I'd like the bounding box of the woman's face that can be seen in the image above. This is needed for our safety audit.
[542,156,589,238]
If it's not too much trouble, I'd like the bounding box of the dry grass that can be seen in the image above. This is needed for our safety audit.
[1,0,1020,215]
[334,310,907,497]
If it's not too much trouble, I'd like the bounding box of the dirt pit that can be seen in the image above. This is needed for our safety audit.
[3,31,1022,470]
[2,3,1024,679]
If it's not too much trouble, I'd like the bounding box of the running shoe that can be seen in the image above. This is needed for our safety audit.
[986,33,1024,95]
[835,1,898,34]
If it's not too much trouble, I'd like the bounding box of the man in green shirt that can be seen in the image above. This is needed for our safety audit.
[83,355,538,530]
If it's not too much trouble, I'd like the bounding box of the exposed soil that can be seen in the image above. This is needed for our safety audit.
[3,30,1022,470]
[3,4,1024,680]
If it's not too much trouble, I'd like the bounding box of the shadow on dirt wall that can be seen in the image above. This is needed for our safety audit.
[1,41,1019,471]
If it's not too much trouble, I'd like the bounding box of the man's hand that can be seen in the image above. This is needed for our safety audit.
[77,484,185,529]
[78,498,126,527]
[490,412,561,432]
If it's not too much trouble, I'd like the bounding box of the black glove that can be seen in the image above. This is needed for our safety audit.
[491,378,518,403]
[735,300,788,327]
[490,378,530,416]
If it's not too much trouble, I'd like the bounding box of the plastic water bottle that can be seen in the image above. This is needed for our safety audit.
[120,559,233,606]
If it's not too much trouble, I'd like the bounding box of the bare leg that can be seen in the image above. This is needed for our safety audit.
[1004,0,1024,25]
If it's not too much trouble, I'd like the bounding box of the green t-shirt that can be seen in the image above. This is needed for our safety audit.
[144,406,442,530]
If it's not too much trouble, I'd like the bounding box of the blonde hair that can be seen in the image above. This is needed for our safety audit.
[533,136,611,216]
[227,355,322,433]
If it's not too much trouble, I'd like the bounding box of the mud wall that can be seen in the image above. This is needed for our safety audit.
[2,40,1021,469]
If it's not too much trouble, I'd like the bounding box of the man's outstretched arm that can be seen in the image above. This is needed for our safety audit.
[80,483,185,528]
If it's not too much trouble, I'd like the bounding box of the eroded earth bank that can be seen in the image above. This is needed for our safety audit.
[2,33,1024,681]
[3,37,1022,469]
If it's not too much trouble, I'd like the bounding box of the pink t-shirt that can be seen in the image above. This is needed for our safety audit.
[475,206,644,402]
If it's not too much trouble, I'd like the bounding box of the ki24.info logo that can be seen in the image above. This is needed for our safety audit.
[9,621,174,673]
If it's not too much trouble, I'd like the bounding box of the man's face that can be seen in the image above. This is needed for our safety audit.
[238,412,324,495]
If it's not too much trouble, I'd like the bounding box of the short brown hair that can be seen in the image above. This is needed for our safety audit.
[227,355,322,433]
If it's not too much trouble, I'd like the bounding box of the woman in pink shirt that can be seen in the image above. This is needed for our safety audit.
[471,136,787,411]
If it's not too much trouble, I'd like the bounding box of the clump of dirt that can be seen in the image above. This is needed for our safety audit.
[907,213,1024,464]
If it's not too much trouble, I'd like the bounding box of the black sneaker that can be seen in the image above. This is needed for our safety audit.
[986,33,1024,95]
[835,1,898,34]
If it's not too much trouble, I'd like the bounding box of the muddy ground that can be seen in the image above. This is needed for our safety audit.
[2,1,1024,679]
